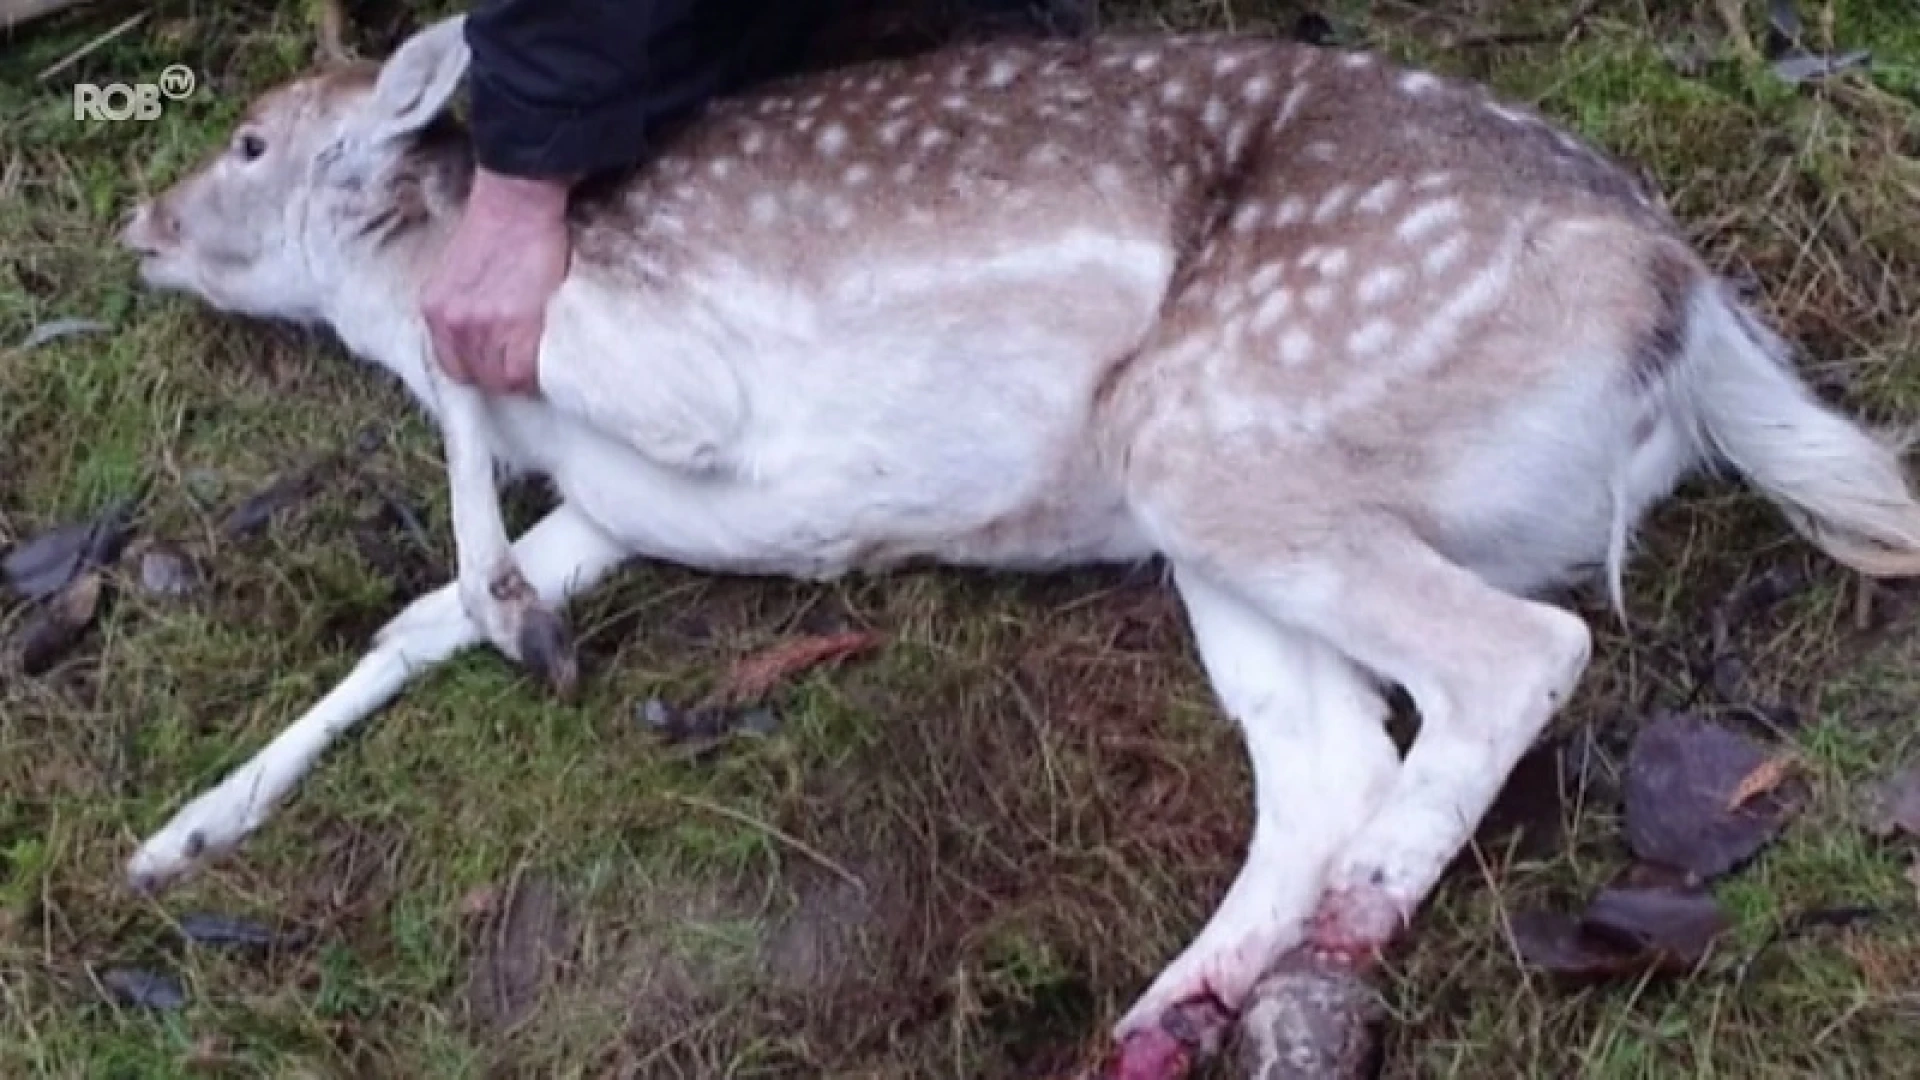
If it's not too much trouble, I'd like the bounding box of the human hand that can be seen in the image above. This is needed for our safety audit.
[421,168,572,395]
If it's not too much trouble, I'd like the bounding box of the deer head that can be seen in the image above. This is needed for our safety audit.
[119,16,473,324]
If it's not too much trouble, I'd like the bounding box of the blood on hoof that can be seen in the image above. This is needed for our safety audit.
[1103,997,1232,1080]
[1302,885,1405,965]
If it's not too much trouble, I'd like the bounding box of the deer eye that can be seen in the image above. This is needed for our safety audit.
[235,132,267,161]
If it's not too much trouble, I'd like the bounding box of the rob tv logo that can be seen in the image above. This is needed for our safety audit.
[74,65,197,121]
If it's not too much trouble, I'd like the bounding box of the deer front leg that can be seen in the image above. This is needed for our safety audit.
[437,381,579,697]
[126,501,629,892]
[1107,567,1399,1079]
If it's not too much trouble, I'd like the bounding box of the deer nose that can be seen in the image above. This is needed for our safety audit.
[119,201,177,255]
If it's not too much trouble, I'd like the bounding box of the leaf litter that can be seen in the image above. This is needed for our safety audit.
[99,967,187,1011]
[1512,712,1807,982]
[4,496,138,674]
[639,629,885,750]
[1862,761,1920,839]
[1624,712,1803,879]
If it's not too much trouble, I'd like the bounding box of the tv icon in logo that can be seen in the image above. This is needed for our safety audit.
[74,65,197,122]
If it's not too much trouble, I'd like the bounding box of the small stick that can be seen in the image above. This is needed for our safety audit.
[1715,0,1762,66]
[33,9,143,82]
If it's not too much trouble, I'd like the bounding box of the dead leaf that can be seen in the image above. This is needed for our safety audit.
[14,570,104,675]
[1771,48,1871,86]
[1509,910,1648,981]
[1511,878,1730,982]
[100,967,187,1010]
[638,696,782,746]
[706,630,883,707]
[1,497,136,601]
[463,877,571,1031]
[1728,754,1797,812]
[136,542,203,599]
[218,456,341,539]
[1623,712,1800,879]
[1864,762,1920,838]
[1581,882,1730,963]
[177,912,290,951]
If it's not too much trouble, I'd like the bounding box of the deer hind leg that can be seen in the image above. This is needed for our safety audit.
[1109,457,1590,1072]
[436,383,579,697]
[1282,524,1591,966]
[1110,567,1400,1076]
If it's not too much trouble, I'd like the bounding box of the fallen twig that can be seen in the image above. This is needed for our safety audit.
[1716,0,1762,66]
[34,9,145,82]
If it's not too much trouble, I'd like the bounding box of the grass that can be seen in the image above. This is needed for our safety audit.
[3,0,1920,1076]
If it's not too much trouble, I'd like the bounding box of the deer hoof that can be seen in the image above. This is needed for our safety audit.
[516,605,579,699]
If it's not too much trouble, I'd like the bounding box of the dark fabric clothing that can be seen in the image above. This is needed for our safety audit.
[464,0,836,179]
[463,0,1096,180]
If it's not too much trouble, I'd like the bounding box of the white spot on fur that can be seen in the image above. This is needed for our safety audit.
[1312,185,1353,224]
[749,193,779,224]
[1250,289,1294,336]
[1340,51,1374,68]
[1356,267,1408,306]
[1356,178,1401,214]
[918,128,950,151]
[1133,53,1160,74]
[741,130,766,155]
[1243,75,1273,102]
[1421,232,1469,275]
[1275,83,1310,130]
[1305,141,1337,162]
[985,58,1020,87]
[886,95,915,113]
[1203,97,1229,133]
[1231,204,1264,233]
[1347,318,1397,356]
[1399,72,1441,95]
[1304,284,1335,312]
[1397,198,1464,241]
[1415,171,1451,191]
[816,124,849,155]
[1279,328,1313,365]
[1272,196,1308,226]
[1248,261,1284,295]
[1027,144,1064,167]
[844,164,874,187]
[1162,79,1188,104]
[709,158,734,180]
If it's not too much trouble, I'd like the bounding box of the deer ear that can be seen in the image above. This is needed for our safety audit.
[364,15,469,143]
